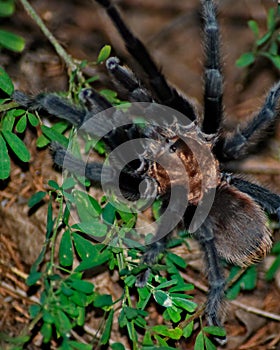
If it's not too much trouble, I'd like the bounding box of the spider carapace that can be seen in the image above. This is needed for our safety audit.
[13,0,280,344]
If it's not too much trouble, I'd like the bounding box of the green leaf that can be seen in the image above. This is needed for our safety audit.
[0,333,30,345]
[75,249,110,271]
[72,232,98,260]
[227,266,257,300]
[12,109,25,117]
[41,125,68,148]
[41,322,52,343]
[100,89,120,104]
[68,341,92,350]
[167,252,187,268]
[28,191,46,208]
[152,325,183,340]
[266,254,280,281]
[203,326,226,337]
[204,336,217,350]
[100,309,114,345]
[155,279,177,290]
[28,112,39,126]
[61,176,76,190]
[248,20,259,38]
[194,331,205,350]
[36,121,69,148]
[93,294,113,308]
[2,109,15,131]
[166,306,181,323]
[97,45,111,63]
[102,202,116,224]
[117,208,136,227]
[172,297,197,312]
[26,271,42,286]
[153,334,169,347]
[124,306,138,320]
[59,230,73,267]
[153,290,172,307]
[152,199,162,220]
[69,290,88,307]
[54,309,72,335]
[0,133,10,179]
[0,29,25,52]
[182,320,194,338]
[267,8,275,31]
[142,331,154,346]
[269,42,278,56]
[77,306,85,327]
[48,179,60,190]
[0,0,15,17]
[0,66,14,95]
[111,343,126,350]
[272,241,280,254]
[137,286,151,309]
[29,304,41,318]
[263,53,280,70]
[118,308,126,328]
[169,283,194,293]
[16,114,27,133]
[69,279,94,294]
[124,274,136,287]
[73,190,101,221]
[2,130,30,162]
[73,220,107,237]
[256,31,272,47]
[236,52,255,67]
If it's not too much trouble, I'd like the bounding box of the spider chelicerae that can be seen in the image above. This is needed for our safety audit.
[13,0,280,344]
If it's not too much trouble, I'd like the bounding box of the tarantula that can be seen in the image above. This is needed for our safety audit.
[13,0,280,344]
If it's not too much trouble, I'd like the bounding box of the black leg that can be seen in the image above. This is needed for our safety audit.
[224,174,280,220]
[106,57,153,102]
[136,186,188,286]
[217,81,280,160]
[201,0,224,135]
[195,221,227,345]
[13,90,86,126]
[51,142,148,200]
[95,0,197,121]
[13,89,142,154]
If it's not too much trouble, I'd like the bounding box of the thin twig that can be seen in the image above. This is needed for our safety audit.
[231,300,280,322]
[0,281,40,304]
[18,0,78,74]
[181,272,280,322]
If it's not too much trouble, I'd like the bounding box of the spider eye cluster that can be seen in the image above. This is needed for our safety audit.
[169,143,177,153]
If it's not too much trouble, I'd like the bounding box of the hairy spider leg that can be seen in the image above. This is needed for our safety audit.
[51,142,147,200]
[51,142,105,182]
[228,175,280,220]
[201,0,224,135]
[13,91,86,126]
[217,81,280,160]
[14,89,150,200]
[94,0,197,121]
[195,221,227,344]
[136,186,188,286]
[78,88,140,152]
[14,88,142,161]
[106,57,153,102]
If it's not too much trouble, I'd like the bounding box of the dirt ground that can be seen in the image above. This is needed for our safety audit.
[1,0,280,349]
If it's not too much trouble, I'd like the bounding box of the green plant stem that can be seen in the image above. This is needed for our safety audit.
[50,191,64,269]
[18,0,77,73]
